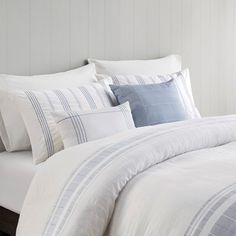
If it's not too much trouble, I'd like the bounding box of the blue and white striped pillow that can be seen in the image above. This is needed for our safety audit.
[15,83,113,164]
[52,102,135,149]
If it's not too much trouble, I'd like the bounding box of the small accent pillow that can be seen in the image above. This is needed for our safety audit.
[110,79,197,128]
[15,83,113,164]
[107,69,200,118]
[0,64,97,152]
[53,102,135,149]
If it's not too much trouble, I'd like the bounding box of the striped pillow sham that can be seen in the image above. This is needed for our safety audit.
[15,83,113,164]
[107,69,201,119]
[52,102,135,149]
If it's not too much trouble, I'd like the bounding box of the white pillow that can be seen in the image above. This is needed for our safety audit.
[15,83,113,164]
[88,55,181,76]
[107,69,201,119]
[53,102,135,149]
[0,64,97,152]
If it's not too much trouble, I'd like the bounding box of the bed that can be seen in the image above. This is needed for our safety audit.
[1,55,235,236]
[16,116,236,236]
[0,152,36,236]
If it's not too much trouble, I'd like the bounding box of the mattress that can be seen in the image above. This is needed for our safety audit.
[0,151,37,214]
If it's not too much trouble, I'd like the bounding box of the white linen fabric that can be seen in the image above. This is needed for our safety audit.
[89,55,181,76]
[0,151,36,213]
[53,102,135,148]
[0,64,97,152]
[17,116,236,236]
[108,69,201,119]
[15,83,113,164]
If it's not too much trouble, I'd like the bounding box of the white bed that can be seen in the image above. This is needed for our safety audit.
[0,151,36,214]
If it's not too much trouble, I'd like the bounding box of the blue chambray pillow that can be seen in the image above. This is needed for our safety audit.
[110,79,192,127]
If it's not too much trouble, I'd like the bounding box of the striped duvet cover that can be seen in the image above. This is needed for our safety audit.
[17,116,236,236]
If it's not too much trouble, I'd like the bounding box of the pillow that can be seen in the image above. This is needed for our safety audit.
[14,83,113,164]
[0,64,97,152]
[110,79,199,128]
[88,55,181,76]
[108,69,200,118]
[53,102,135,149]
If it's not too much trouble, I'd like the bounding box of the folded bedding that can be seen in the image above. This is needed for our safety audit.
[0,151,36,213]
[17,116,236,236]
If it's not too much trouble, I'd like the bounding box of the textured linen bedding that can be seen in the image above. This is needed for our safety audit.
[17,116,236,236]
[0,151,36,213]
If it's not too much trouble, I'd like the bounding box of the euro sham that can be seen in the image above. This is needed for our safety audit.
[0,64,97,152]
[53,102,135,148]
[15,83,113,164]
[89,55,181,76]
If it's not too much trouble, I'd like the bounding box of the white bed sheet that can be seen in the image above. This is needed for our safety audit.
[0,151,36,214]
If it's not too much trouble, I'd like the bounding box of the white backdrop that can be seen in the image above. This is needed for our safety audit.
[0,0,236,116]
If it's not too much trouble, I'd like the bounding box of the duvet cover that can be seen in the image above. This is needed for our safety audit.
[17,116,236,236]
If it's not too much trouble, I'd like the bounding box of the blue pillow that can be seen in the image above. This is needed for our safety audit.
[110,80,190,127]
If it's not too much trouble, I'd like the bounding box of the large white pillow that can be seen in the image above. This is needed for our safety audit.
[107,69,201,119]
[0,64,97,152]
[53,102,135,149]
[15,83,113,164]
[88,55,181,76]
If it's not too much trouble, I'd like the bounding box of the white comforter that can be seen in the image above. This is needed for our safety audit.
[17,116,236,236]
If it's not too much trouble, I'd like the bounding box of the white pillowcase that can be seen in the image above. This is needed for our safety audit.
[53,102,135,149]
[0,64,97,152]
[88,55,181,76]
[107,69,201,119]
[15,83,113,164]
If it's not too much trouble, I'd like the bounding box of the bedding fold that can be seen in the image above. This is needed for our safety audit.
[17,116,236,236]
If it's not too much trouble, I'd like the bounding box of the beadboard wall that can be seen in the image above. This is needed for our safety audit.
[0,0,236,116]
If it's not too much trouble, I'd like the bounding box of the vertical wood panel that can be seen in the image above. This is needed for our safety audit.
[207,0,219,115]
[159,0,171,56]
[70,0,89,67]
[182,0,192,69]
[0,0,7,73]
[146,0,160,58]
[104,0,121,60]
[88,0,105,58]
[133,0,147,59]
[6,0,30,75]
[51,0,70,72]
[119,0,134,59]
[30,0,52,75]
[170,0,182,55]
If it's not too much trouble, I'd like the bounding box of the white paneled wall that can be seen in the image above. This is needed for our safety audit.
[0,0,236,116]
